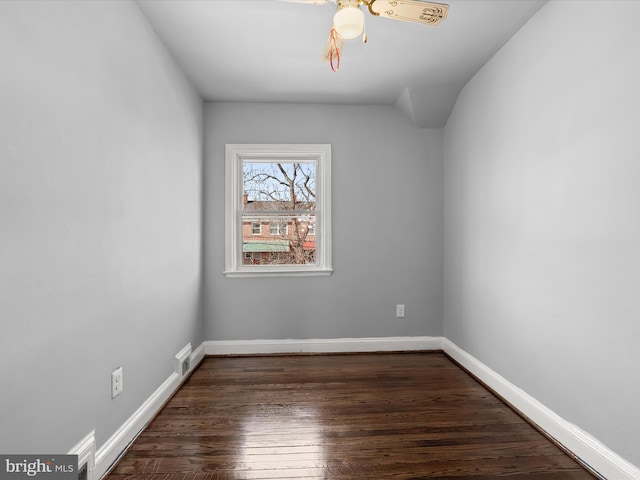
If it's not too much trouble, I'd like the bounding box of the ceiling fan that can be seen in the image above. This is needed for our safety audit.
[283,0,449,71]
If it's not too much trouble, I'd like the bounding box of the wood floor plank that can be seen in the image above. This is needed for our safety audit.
[105,353,596,479]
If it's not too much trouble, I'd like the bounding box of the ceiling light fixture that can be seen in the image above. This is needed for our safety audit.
[287,0,449,72]
[333,0,364,39]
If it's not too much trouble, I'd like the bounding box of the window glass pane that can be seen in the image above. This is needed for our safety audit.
[241,214,316,265]
[242,162,316,211]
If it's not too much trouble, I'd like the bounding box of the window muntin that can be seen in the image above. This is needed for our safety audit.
[225,144,332,277]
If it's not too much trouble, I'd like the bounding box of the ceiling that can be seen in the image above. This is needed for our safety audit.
[136,0,546,127]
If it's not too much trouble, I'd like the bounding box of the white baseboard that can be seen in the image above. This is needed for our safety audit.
[67,430,95,480]
[191,341,206,366]
[202,336,443,355]
[91,345,204,480]
[442,338,640,480]
[94,372,182,480]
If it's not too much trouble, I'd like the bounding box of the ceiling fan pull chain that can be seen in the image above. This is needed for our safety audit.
[330,28,340,72]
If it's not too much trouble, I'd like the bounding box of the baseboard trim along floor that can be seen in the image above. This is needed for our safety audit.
[440,339,639,480]
[202,336,443,355]
[80,336,639,480]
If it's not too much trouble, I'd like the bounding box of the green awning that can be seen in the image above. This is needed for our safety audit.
[243,240,290,252]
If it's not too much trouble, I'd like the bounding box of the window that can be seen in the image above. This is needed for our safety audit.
[269,221,289,236]
[244,252,261,264]
[225,144,332,277]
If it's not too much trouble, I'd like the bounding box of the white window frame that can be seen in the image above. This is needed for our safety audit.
[269,221,288,236]
[224,144,332,278]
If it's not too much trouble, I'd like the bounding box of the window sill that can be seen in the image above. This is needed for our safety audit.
[223,268,333,278]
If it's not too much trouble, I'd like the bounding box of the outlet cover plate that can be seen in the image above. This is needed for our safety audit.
[111,367,123,399]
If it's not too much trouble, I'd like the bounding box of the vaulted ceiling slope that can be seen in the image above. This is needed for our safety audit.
[137,0,546,128]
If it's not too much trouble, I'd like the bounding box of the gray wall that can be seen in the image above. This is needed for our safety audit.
[0,1,203,452]
[204,103,443,340]
[443,0,640,466]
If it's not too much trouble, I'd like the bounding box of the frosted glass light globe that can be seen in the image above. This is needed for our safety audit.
[333,5,364,39]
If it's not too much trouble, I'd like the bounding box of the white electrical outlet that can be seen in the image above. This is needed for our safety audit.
[111,367,123,399]
[174,343,193,377]
[396,304,405,318]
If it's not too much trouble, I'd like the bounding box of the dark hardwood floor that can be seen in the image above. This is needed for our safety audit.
[106,352,596,479]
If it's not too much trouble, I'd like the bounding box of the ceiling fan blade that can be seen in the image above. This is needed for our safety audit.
[366,0,448,26]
